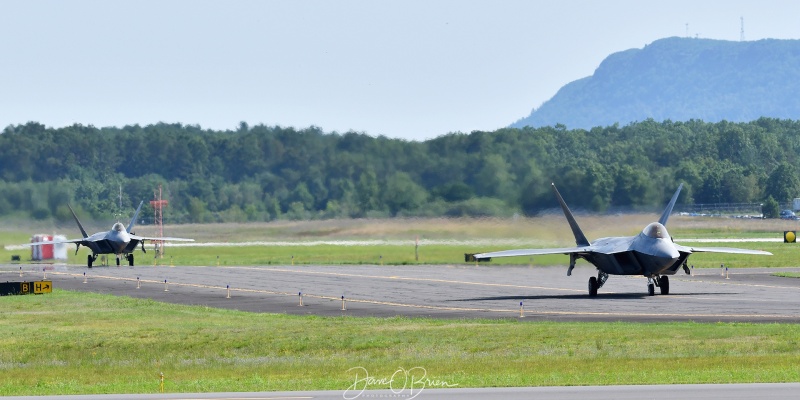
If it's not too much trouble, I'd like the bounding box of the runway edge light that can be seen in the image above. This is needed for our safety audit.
[784,231,796,243]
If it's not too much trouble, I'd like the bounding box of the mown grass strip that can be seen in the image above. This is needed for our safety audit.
[1,218,795,268]
[1,240,793,269]
[773,272,800,279]
[1,290,800,395]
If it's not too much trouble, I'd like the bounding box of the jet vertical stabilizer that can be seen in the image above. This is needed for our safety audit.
[551,183,590,247]
[127,200,144,233]
[658,183,683,226]
[67,204,89,239]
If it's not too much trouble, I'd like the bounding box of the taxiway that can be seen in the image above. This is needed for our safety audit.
[5,263,800,322]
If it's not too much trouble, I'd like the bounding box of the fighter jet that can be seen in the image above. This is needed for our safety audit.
[29,201,194,267]
[474,183,771,296]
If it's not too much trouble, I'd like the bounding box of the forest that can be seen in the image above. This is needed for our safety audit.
[1,118,800,223]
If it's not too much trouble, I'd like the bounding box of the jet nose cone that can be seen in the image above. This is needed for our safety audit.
[652,243,680,260]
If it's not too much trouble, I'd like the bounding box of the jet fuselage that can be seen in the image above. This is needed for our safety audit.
[81,222,138,255]
[580,222,688,277]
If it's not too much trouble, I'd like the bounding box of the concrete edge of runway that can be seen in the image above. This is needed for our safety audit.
[4,383,800,400]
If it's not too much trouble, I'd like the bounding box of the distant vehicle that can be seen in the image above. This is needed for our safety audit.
[780,210,797,220]
[473,183,772,296]
[23,201,194,267]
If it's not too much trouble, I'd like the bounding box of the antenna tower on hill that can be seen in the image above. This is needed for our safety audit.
[740,17,745,41]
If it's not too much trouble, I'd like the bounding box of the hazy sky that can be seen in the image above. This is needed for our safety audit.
[2,1,800,141]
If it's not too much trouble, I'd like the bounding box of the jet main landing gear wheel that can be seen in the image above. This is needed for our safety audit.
[588,276,599,297]
[659,275,669,295]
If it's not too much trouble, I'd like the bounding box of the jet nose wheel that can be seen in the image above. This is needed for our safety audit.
[647,283,655,296]
[588,276,599,297]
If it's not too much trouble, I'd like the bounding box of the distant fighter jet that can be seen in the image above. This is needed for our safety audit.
[474,183,771,296]
[29,201,194,267]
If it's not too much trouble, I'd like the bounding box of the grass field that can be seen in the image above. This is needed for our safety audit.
[1,217,800,395]
[774,272,800,279]
[2,240,792,269]
[1,290,800,396]
[1,216,797,268]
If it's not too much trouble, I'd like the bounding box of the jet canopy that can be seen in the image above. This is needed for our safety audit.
[112,222,125,232]
[642,222,670,239]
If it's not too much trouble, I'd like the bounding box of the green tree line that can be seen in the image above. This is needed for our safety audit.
[2,118,800,223]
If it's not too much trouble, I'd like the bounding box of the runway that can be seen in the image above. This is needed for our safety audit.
[4,263,800,322]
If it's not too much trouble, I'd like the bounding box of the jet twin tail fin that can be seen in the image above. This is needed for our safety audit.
[551,183,590,247]
[658,183,683,226]
[127,200,144,233]
[67,204,89,239]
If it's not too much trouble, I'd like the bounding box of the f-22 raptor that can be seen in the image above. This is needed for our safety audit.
[475,183,771,296]
[31,201,194,267]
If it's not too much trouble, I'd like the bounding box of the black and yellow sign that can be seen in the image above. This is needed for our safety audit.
[34,281,52,294]
[785,231,796,243]
[0,281,52,296]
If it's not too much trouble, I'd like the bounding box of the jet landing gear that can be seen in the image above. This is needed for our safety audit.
[647,276,670,296]
[588,271,608,297]
[87,254,98,268]
[114,254,134,266]
[659,276,669,295]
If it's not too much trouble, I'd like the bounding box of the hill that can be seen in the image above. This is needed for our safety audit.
[511,37,800,129]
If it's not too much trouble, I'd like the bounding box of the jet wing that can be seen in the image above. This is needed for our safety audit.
[674,244,772,256]
[129,235,194,242]
[23,238,87,246]
[475,246,593,259]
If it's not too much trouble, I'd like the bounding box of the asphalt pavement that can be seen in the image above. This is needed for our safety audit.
[5,262,800,322]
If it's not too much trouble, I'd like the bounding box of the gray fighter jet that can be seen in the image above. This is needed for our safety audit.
[474,183,771,296]
[29,201,194,267]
